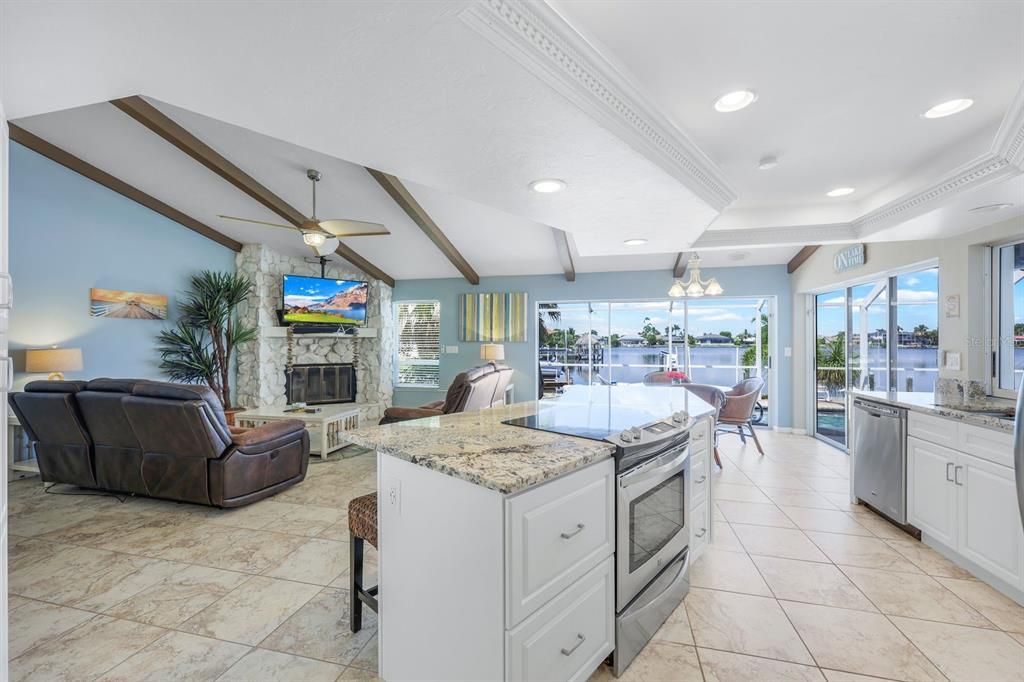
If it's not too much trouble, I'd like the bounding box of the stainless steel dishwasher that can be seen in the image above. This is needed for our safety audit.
[853,398,907,524]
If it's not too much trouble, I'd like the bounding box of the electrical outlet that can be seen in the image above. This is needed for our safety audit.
[386,479,401,516]
[784,347,792,357]
[445,345,459,354]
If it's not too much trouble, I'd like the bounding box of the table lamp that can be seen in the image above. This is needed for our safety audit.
[480,343,505,361]
[26,347,83,380]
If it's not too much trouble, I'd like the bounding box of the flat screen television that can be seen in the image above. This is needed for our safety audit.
[282,274,369,326]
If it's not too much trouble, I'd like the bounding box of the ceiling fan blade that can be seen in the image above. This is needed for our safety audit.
[218,214,297,230]
[317,219,390,237]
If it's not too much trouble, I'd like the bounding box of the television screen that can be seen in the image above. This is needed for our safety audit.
[282,275,369,326]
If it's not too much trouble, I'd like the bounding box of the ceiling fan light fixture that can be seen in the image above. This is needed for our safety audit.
[302,231,327,247]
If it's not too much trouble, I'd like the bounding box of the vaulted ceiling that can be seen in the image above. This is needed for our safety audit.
[2,0,1022,281]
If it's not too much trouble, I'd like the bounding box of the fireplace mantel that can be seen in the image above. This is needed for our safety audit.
[262,327,378,339]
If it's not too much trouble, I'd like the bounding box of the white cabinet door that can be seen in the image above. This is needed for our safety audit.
[907,437,958,547]
[957,452,1024,587]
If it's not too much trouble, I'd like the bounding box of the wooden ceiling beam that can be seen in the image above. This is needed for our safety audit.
[365,168,480,285]
[673,252,689,278]
[110,95,395,286]
[787,245,820,274]
[551,228,576,282]
[9,123,242,252]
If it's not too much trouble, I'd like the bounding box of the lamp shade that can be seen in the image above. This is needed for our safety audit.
[26,347,83,379]
[480,343,505,361]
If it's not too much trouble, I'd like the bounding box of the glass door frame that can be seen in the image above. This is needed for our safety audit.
[806,258,939,452]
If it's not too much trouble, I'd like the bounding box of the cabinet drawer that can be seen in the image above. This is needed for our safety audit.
[690,452,709,507]
[506,557,614,682]
[690,420,711,453]
[506,459,614,627]
[908,412,958,449]
[691,499,710,553]
[957,423,1012,469]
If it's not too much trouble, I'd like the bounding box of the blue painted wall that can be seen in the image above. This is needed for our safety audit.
[394,266,794,427]
[9,143,238,389]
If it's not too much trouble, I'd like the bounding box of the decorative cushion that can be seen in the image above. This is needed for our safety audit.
[348,492,378,549]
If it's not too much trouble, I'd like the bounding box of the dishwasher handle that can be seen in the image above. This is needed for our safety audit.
[853,399,903,419]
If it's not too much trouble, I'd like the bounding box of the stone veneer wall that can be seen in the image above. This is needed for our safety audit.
[235,244,394,423]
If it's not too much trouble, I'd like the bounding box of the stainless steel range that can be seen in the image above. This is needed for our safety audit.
[504,386,694,677]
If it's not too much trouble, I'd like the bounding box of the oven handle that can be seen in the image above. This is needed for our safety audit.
[619,446,689,492]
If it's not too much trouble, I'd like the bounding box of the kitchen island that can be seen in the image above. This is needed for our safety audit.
[345,384,716,682]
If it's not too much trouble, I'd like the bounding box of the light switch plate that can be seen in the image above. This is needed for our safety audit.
[944,351,961,371]
[784,347,792,357]
[444,345,459,354]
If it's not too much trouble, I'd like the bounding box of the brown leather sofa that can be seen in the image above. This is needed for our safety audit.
[9,378,310,507]
[379,362,512,424]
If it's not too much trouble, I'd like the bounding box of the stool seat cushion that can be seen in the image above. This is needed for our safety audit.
[348,492,378,549]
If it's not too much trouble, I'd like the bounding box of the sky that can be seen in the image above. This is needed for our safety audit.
[542,297,766,339]
[815,268,940,338]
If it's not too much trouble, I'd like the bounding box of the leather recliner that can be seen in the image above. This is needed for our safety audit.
[379,362,502,424]
[489,362,514,407]
[9,379,310,508]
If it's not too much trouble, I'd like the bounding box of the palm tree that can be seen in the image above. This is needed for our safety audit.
[156,271,257,407]
[538,303,561,346]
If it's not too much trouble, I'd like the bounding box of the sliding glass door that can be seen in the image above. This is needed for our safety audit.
[814,290,848,447]
[812,266,939,450]
[538,297,774,425]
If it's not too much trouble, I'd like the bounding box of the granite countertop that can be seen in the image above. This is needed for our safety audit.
[849,389,1016,434]
[345,384,715,495]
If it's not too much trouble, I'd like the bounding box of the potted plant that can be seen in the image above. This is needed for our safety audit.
[156,271,258,416]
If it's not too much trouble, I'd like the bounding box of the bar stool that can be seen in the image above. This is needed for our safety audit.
[348,492,379,633]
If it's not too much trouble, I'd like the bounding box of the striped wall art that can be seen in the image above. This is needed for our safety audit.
[458,292,528,342]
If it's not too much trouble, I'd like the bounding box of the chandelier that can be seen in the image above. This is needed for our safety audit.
[668,253,723,298]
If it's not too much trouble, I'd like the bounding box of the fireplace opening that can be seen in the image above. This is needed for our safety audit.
[285,363,356,405]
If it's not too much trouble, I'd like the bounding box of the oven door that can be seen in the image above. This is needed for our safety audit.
[616,444,690,611]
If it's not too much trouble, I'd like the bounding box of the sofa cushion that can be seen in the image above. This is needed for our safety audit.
[24,380,87,394]
[85,378,148,393]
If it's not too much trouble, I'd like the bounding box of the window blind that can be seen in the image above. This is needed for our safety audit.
[396,302,441,387]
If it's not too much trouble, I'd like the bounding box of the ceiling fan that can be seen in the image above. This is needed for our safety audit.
[218,169,390,250]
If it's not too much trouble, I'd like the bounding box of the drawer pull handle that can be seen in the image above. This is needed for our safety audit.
[946,462,954,482]
[954,465,963,486]
[695,528,707,538]
[696,475,707,484]
[560,523,585,540]
[561,633,585,656]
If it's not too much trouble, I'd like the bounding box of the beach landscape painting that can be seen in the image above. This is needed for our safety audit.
[90,288,168,320]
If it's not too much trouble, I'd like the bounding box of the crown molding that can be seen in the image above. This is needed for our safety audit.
[460,0,736,211]
[855,152,1016,237]
[692,223,858,249]
[993,80,1024,169]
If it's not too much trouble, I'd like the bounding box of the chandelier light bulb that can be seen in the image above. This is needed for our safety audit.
[302,231,327,247]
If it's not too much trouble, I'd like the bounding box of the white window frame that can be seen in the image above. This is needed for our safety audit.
[990,237,1024,399]
[394,300,441,389]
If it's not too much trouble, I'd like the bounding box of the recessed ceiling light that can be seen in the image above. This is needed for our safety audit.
[714,90,757,113]
[623,238,648,246]
[922,98,973,119]
[826,187,856,197]
[529,178,566,193]
[757,155,779,170]
[968,203,1013,213]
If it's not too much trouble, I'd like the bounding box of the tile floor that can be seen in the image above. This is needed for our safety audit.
[7,430,1024,681]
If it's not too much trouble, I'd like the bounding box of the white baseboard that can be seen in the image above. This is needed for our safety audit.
[773,426,808,435]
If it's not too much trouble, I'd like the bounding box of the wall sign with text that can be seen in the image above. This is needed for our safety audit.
[833,244,866,273]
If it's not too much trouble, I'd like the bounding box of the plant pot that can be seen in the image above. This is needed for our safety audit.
[224,406,247,426]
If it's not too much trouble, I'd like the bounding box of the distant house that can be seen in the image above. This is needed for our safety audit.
[696,333,733,345]
[618,335,644,347]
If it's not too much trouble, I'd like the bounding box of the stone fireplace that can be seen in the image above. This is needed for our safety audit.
[285,362,356,405]
[235,244,393,424]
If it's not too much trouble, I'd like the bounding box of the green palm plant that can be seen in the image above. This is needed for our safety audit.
[156,271,258,407]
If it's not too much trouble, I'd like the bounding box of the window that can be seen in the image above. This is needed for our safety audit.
[993,240,1024,396]
[395,301,441,388]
